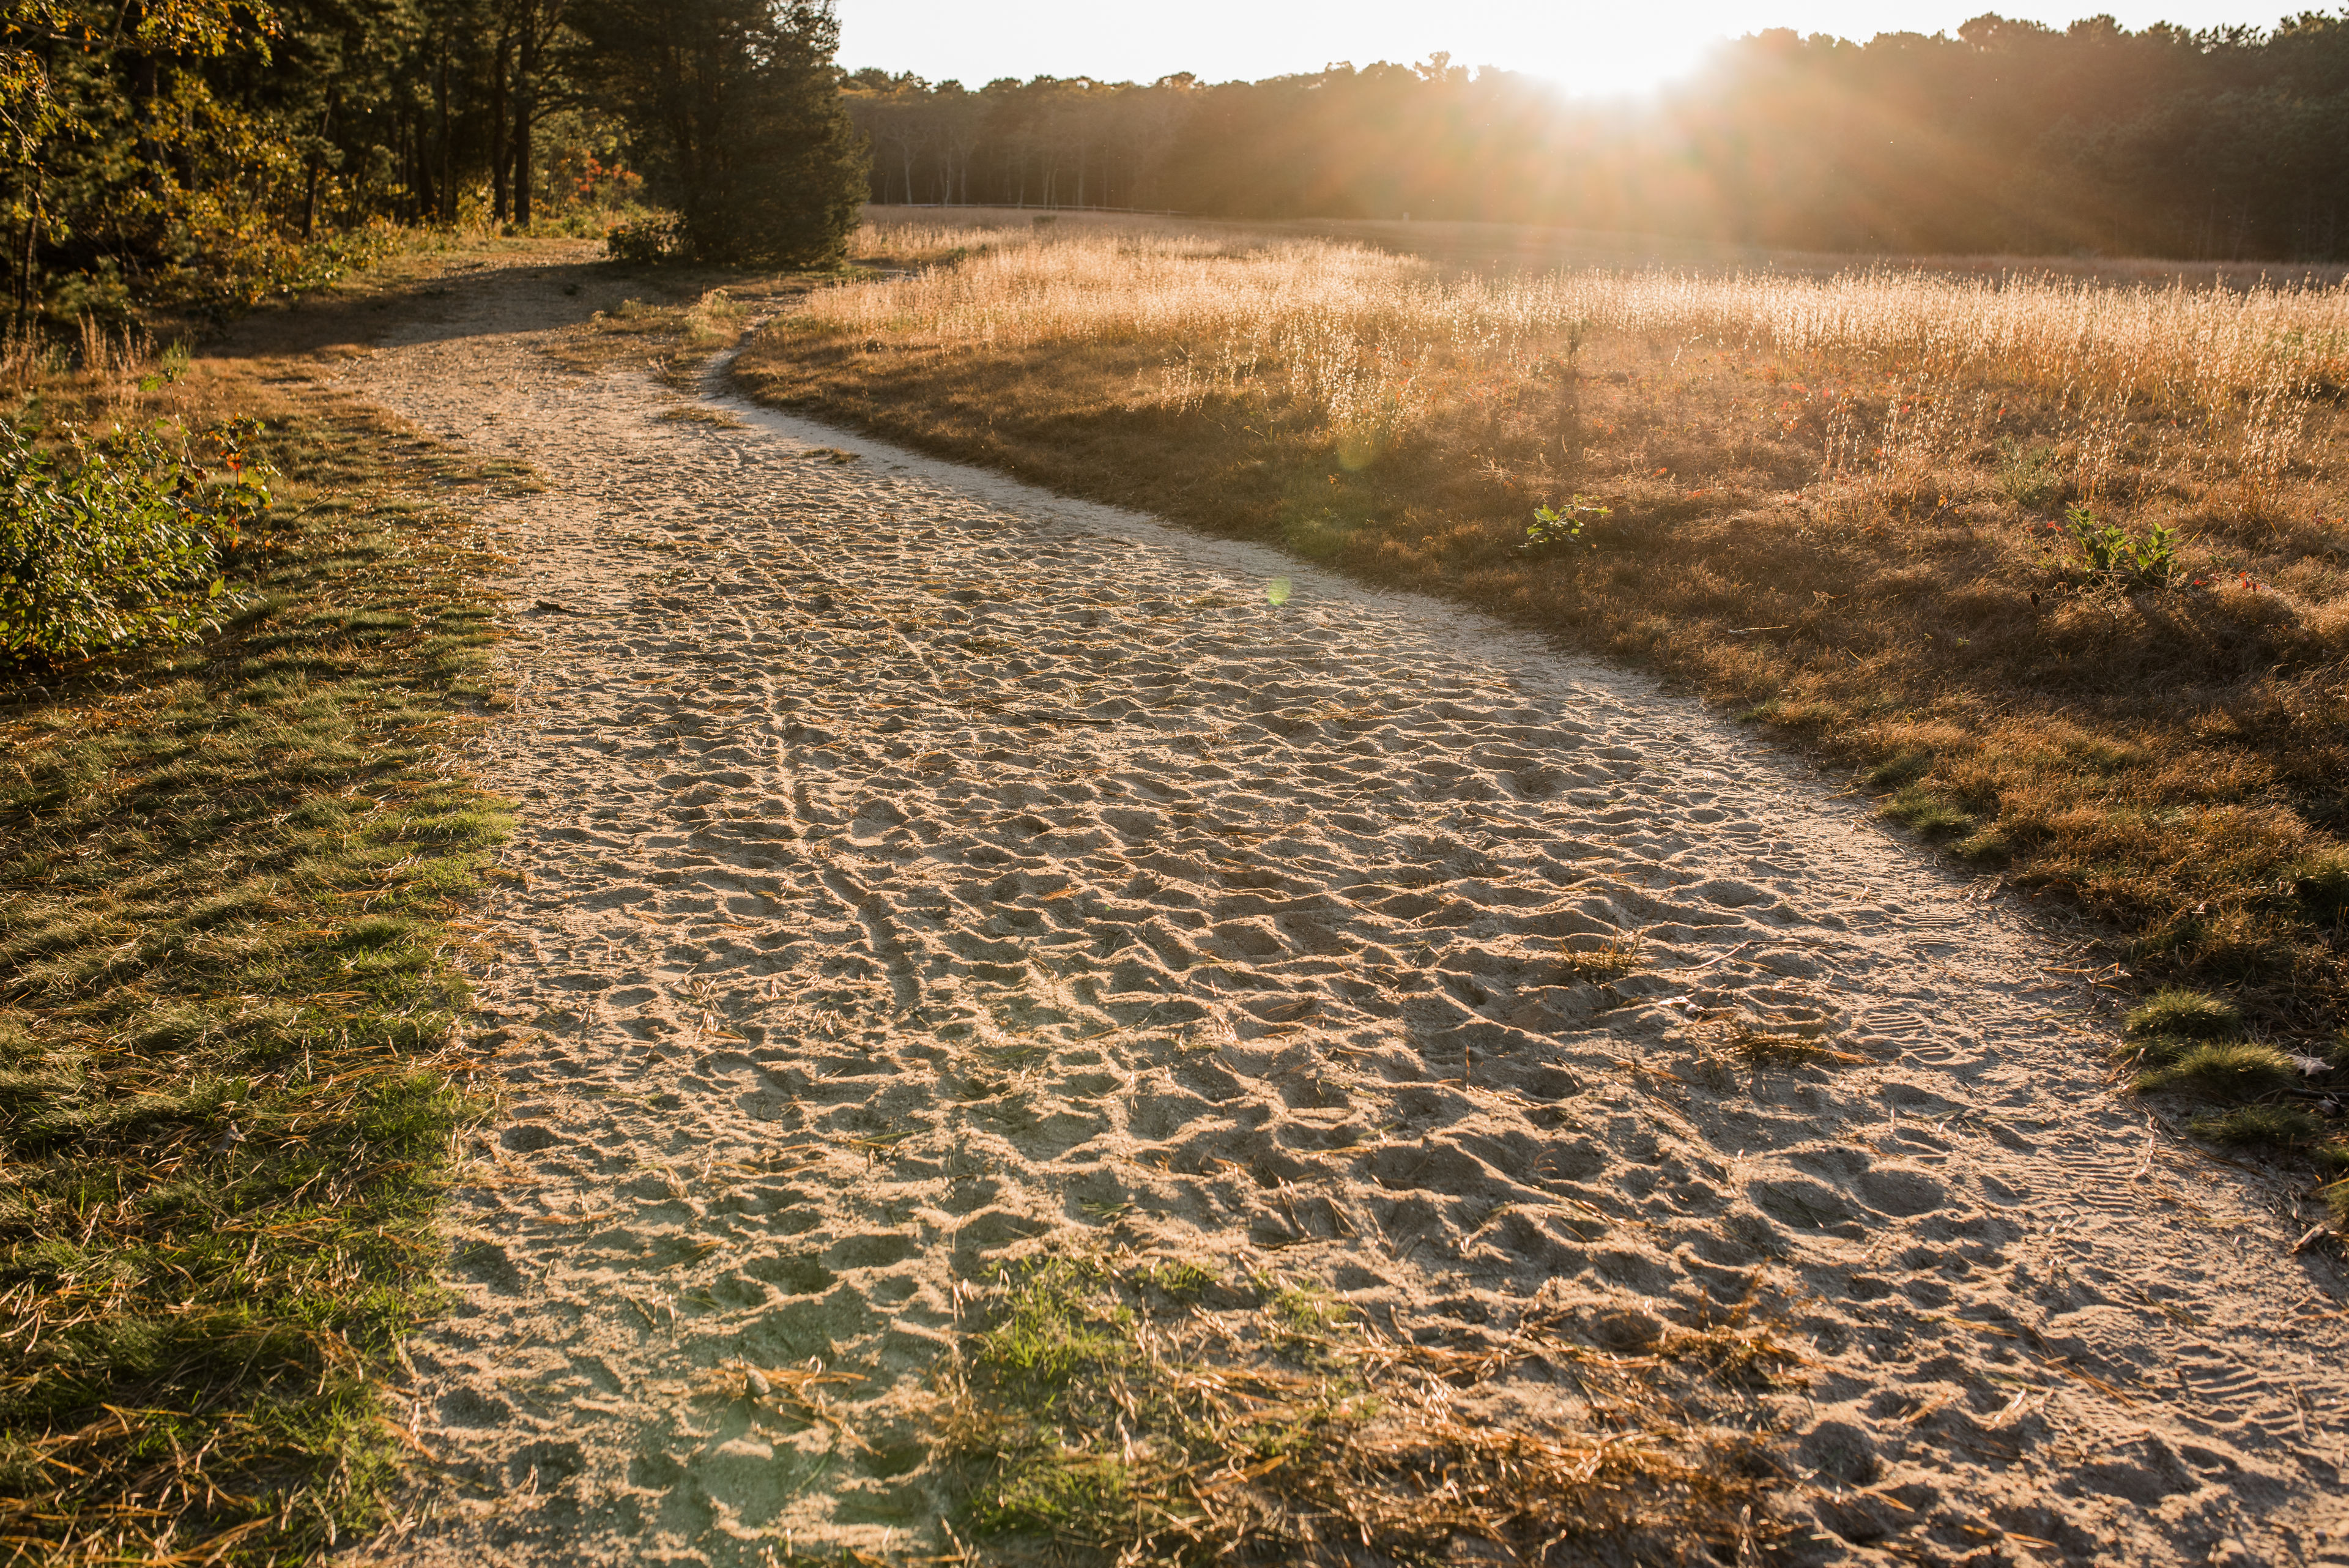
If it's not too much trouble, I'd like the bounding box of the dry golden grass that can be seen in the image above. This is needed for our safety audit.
[734,217,2349,1046]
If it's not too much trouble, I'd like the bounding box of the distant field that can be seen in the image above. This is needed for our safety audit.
[736,210,2349,1042]
[860,203,2349,289]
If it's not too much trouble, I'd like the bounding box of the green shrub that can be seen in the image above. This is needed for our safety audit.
[2060,504,2176,585]
[606,214,691,266]
[1522,494,1610,551]
[0,417,271,661]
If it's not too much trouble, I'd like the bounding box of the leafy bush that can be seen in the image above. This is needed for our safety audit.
[606,214,691,266]
[2061,504,2175,585]
[0,418,272,662]
[1523,495,1611,551]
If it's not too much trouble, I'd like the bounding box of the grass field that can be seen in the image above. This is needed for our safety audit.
[729,209,2349,1195]
[0,316,521,1561]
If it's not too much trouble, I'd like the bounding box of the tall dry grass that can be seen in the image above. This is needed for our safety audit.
[827,215,2347,516]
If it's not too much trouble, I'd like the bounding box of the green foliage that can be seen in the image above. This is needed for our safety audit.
[0,387,513,1561]
[0,417,272,661]
[2060,505,2176,585]
[573,0,865,266]
[1522,494,1609,551]
[607,213,690,265]
[1994,437,2061,508]
[2126,987,2241,1039]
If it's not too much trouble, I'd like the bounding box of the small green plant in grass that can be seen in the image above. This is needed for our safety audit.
[1130,1259,1217,1297]
[136,340,192,392]
[1265,1279,1352,1350]
[2059,504,2176,586]
[1994,437,2062,508]
[1522,495,1609,551]
[976,1257,1130,1387]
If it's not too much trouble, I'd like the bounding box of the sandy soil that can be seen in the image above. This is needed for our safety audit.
[328,256,2349,1567]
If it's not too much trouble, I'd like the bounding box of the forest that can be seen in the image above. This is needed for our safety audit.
[6,4,2345,326]
[848,12,2349,261]
[0,0,863,321]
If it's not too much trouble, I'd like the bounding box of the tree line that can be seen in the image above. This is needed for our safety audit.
[848,12,2349,261]
[0,0,864,319]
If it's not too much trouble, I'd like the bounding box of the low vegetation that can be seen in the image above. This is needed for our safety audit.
[0,342,516,1559]
[2120,989,2349,1219]
[943,1254,1789,1564]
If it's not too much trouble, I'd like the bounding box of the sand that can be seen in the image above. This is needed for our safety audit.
[328,256,2349,1567]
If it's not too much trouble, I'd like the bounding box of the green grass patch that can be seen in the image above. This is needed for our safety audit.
[2134,1040,2300,1096]
[1879,784,1972,838]
[942,1251,1784,1564]
[2126,987,2243,1040]
[0,371,515,1560]
[2189,1103,2329,1147]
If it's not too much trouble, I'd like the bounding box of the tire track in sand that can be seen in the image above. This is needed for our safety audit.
[338,261,2349,1568]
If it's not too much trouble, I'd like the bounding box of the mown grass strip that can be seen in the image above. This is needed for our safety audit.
[0,364,517,1562]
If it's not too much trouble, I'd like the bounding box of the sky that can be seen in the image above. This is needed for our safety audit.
[837,0,2295,100]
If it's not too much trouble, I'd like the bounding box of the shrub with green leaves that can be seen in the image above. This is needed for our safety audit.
[2060,503,2175,586]
[1523,494,1611,551]
[0,417,273,662]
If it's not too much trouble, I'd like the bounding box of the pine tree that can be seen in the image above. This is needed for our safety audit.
[573,0,864,264]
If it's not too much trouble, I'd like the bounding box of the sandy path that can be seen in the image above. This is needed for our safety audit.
[335,262,2349,1567]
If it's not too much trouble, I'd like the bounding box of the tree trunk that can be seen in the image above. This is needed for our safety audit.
[13,173,41,337]
[515,14,538,226]
[436,46,453,222]
[491,23,513,223]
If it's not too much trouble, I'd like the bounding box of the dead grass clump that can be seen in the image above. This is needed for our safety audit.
[943,1255,1784,1564]
[1557,931,1644,982]
[1711,1021,1842,1069]
[653,404,746,428]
